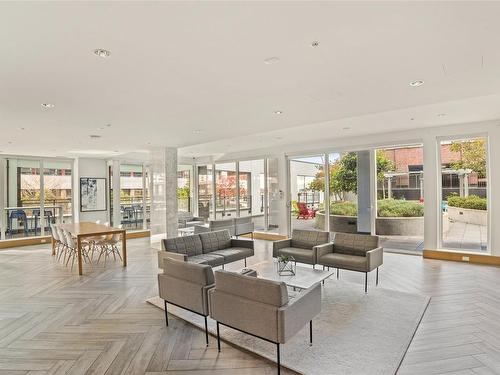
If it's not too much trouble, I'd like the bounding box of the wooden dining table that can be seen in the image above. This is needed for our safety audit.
[56,222,127,275]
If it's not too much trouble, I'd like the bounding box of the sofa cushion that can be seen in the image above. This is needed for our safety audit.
[291,229,329,250]
[333,233,379,256]
[319,253,368,272]
[275,247,315,265]
[211,247,253,263]
[163,235,203,257]
[188,254,225,267]
[214,270,288,307]
[199,230,232,252]
[163,257,214,285]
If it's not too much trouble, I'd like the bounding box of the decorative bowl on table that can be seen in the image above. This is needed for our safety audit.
[276,255,296,276]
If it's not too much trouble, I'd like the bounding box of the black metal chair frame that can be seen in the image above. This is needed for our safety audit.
[323,265,380,293]
[162,299,210,346]
[215,319,313,375]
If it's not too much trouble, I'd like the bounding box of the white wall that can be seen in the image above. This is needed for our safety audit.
[73,158,110,224]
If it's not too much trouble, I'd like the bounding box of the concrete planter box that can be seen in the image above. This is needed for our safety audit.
[448,206,487,226]
[315,211,424,236]
[375,216,424,236]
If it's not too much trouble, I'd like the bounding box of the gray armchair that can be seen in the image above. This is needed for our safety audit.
[273,229,329,266]
[158,258,215,345]
[234,216,254,238]
[209,270,321,375]
[316,232,383,293]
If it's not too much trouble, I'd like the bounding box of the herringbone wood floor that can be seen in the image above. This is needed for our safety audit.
[0,239,499,375]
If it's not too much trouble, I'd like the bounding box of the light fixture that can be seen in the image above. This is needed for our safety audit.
[274,110,283,115]
[106,123,112,127]
[437,113,446,117]
[192,129,203,134]
[409,80,424,87]
[93,49,111,58]
[342,126,351,130]
[264,57,280,65]
[41,103,55,109]
[311,41,320,47]
[89,134,102,140]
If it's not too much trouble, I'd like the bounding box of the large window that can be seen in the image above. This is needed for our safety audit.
[2,158,72,240]
[197,165,213,219]
[289,156,325,232]
[239,159,265,230]
[178,165,192,212]
[215,163,237,219]
[120,164,144,230]
[440,138,488,252]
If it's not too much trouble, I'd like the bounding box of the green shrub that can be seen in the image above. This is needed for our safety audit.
[377,199,423,217]
[447,195,487,210]
[330,201,357,216]
[330,199,423,217]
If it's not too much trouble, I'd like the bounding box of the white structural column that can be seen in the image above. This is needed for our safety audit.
[150,147,178,238]
[112,160,121,227]
[357,150,375,234]
[487,128,500,256]
[423,136,439,251]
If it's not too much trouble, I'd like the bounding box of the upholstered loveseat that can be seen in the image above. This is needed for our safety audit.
[316,232,383,292]
[272,229,330,266]
[158,229,254,270]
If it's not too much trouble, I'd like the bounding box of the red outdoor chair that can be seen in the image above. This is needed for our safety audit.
[296,202,316,219]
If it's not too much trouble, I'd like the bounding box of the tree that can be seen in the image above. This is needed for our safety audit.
[308,151,394,201]
[449,139,486,178]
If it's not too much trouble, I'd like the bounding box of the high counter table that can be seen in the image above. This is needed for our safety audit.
[58,222,127,275]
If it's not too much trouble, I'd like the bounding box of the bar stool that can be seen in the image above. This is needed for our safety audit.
[8,210,29,237]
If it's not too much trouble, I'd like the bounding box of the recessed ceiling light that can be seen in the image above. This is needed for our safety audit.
[409,80,425,87]
[106,123,112,127]
[192,129,203,134]
[274,136,284,140]
[93,49,111,58]
[264,57,280,65]
[311,41,320,48]
[342,126,351,130]
[89,134,102,139]
[7,141,12,144]
[410,118,415,121]
[437,113,446,117]
[274,110,283,115]
[41,103,55,109]
[20,127,25,130]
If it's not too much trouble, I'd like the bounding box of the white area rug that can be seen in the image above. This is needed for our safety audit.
[147,280,429,375]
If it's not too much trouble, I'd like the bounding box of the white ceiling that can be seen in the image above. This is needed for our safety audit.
[1,1,500,160]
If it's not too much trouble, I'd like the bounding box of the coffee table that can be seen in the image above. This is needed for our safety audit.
[245,261,334,290]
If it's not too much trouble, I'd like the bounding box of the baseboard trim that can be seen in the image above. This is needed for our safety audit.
[126,230,151,239]
[423,249,500,266]
[240,232,287,241]
[0,236,52,249]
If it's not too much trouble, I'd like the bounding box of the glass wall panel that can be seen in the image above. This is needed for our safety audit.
[289,156,325,232]
[197,165,212,220]
[120,164,144,230]
[215,163,237,219]
[178,165,192,212]
[5,159,41,238]
[239,159,265,230]
[440,138,488,252]
[43,160,73,226]
[375,145,424,253]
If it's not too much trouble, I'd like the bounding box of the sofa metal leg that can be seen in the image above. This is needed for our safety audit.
[337,268,339,279]
[164,300,169,327]
[309,320,313,346]
[204,316,209,346]
[222,264,224,270]
[277,343,281,375]
[216,322,221,352]
[312,264,315,270]
[365,272,368,293]
[376,267,379,286]
[244,258,247,267]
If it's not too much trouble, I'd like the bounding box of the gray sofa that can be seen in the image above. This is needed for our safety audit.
[178,212,203,228]
[158,229,254,270]
[194,217,255,237]
[316,232,383,293]
[158,258,214,345]
[272,229,329,266]
[209,269,321,375]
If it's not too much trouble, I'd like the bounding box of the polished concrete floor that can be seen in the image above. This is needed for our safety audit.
[0,238,499,374]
